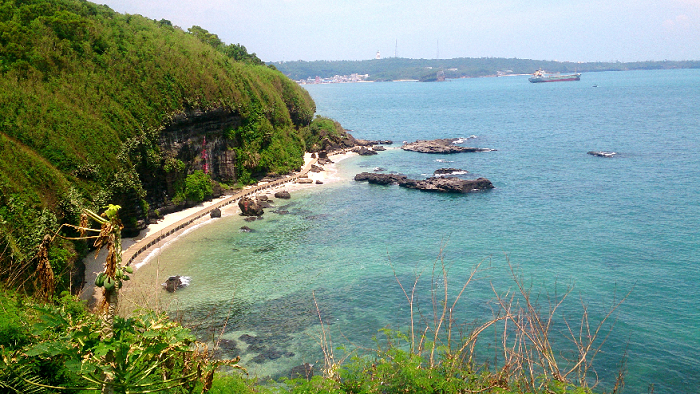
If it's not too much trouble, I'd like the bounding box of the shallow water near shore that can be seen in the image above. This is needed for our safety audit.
[133,69,700,392]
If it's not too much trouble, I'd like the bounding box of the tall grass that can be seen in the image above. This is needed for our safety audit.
[302,248,629,393]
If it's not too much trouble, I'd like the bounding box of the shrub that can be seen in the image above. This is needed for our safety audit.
[184,170,213,203]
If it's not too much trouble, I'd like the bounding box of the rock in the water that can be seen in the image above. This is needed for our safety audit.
[210,208,222,218]
[380,140,393,145]
[275,190,291,199]
[240,226,254,232]
[400,177,494,193]
[372,145,386,151]
[290,363,315,380]
[258,195,269,202]
[244,216,257,222]
[402,138,495,154]
[315,180,323,184]
[310,164,323,172]
[238,196,264,216]
[434,168,468,175]
[273,209,290,215]
[297,178,314,184]
[162,276,188,292]
[355,172,494,193]
[354,172,408,185]
[588,151,617,158]
[353,146,378,156]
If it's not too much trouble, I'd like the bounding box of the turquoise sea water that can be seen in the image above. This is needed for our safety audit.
[132,69,700,393]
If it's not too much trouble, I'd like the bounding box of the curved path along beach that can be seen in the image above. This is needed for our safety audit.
[80,155,322,307]
[121,156,318,266]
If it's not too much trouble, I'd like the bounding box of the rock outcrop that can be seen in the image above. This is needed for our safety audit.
[238,197,264,216]
[354,172,494,193]
[275,190,291,199]
[354,172,407,185]
[401,177,494,193]
[352,146,378,156]
[162,276,188,292]
[210,208,221,218]
[402,138,495,154]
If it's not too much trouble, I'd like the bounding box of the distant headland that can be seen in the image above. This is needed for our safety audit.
[272,57,700,83]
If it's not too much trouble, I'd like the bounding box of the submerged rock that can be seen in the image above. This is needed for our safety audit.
[290,363,315,380]
[402,138,495,154]
[240,226,254,232]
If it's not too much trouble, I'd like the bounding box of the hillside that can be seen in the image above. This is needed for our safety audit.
[0,0,350,294]
[272,57,700,81]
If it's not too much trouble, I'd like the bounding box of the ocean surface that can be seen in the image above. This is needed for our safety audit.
[131,69,700,393]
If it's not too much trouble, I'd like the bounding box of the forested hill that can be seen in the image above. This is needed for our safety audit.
[0,0,348,295]
[273,57,700,81]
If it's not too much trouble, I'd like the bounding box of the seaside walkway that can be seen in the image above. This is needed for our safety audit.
[121,157,318,266]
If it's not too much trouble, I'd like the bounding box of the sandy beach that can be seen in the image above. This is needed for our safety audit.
[79,150,355,309]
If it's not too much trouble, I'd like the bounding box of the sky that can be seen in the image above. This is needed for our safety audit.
[98,0,700,63]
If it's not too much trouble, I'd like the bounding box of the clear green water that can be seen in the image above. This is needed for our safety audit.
[132,69,700,393]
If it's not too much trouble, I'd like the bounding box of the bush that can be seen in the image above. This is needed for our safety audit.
[184,170,213,203]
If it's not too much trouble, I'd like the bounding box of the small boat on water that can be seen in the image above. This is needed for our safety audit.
[528,69,581,83]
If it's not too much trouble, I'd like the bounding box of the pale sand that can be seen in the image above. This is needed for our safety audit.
[79,151,355,309]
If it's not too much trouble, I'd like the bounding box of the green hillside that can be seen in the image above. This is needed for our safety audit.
[0,0,341,294]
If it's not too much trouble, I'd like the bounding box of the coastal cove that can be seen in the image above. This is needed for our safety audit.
[126,69,699,393]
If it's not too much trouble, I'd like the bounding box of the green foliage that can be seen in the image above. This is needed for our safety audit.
[0,287,237,393]
[183,170,213,203]
[0,0,318,289]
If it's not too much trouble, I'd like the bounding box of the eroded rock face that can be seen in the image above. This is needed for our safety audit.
[402,138,495,154]
[354,172,494,193]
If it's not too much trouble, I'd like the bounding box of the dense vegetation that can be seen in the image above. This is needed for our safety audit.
[0,0,343,295]
[0,1,625,393]
[272,57,700,81]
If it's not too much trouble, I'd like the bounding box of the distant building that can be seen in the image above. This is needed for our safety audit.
[375,51,381,59]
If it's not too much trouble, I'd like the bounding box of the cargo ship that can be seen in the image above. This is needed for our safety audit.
[528,69,581,83]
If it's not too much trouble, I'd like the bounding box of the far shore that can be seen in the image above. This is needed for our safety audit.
[79,150,356,309]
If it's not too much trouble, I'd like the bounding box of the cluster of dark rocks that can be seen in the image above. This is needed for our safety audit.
[402,138,495,154]
[354,172,494,194]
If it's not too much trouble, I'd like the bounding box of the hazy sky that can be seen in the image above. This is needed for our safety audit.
[99,0,699,63]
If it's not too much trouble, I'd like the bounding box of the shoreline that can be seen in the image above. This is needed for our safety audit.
[79,150,356,308]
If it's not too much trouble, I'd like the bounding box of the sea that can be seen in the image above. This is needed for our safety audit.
[130,69,700,393]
